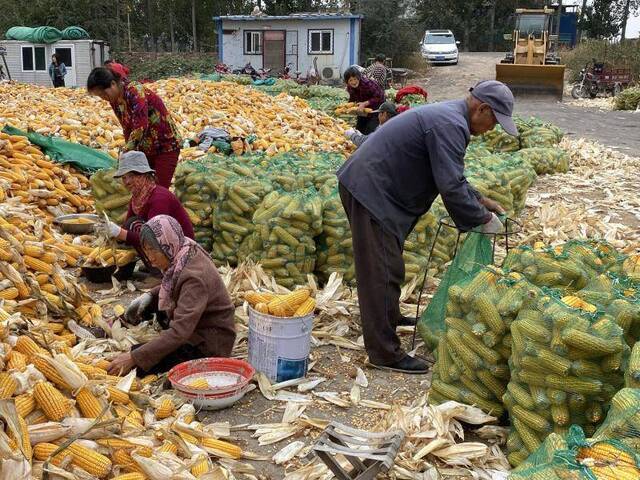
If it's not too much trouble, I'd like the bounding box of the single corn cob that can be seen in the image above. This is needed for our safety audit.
[107,386,130,404]
[512,405,552,433]
[32,356,70,390]
[545,374,603,395]
[15,393,36,417]
[255,302,269,314]
[113,449,145,473]
[24,255,54,274]
[155,398,175,419]
[200,437,242,459]
[507,449,530,468]
[472,295,505,335]
[561,328,623,355]
[293,297,316,316]
[8,414,32,460]
[33,442,71,465]
[244,291,275,305]
[112,474,147,480]
[513,418,541,453]
[0,372,18,399]
[159,441,178,455]
[0,287,19,300]
[178,431,199,445]
[33,382,70,421]
[140,374,158,385]
[15,336,48,357]
[507,382,535,410]
[76,387,104,419]
[191,458,210,477]
[551,403,570,426]
[67,442,113,478]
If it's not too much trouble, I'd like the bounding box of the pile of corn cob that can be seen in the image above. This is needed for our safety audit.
[0,80,353,159]
[0,328,244,478]
[245,288,316,318]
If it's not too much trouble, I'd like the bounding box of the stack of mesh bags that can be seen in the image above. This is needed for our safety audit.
[430,267,519,418]
[238,186,322,288]
[90,168,131,224]
[510,389,640,479]
[505,281,628,467]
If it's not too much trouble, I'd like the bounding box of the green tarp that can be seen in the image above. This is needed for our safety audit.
[2,125,115,173]
[6,26,63,44]
[62,27,89,40]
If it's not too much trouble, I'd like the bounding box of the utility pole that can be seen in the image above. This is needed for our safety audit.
[169,9,176,52]
[127,4,132,52]
[192,0,198,52]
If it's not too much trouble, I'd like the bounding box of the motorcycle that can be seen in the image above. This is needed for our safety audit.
[232,62,271,81]
[215,62,231,74]
[571,60,631,99]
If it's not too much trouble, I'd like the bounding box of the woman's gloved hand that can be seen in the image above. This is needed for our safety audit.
[125,292,153,324]
[94,220,122,239]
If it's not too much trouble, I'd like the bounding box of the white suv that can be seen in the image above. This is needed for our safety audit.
[421,30,460,65]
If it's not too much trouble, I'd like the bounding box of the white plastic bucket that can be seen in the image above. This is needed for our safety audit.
[248,307,314,383]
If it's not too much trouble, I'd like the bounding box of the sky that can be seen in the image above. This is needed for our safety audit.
[627,13,640,38]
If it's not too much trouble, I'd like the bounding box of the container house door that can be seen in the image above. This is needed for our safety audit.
[263,30,285,73]
[54,44,76,87]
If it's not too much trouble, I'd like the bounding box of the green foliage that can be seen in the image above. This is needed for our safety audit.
[563,39,640,82]
[115,52,218,81]
[614,87,640,110]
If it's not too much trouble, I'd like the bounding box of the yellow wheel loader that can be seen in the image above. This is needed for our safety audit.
[496,7,565,101]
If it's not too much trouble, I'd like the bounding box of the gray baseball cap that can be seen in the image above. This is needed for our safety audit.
[113,151,155,178]
[469,80,518,136]
[372,101,398,116]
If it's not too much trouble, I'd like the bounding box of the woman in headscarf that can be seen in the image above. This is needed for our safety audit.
[107,215,236,375]
[87,67,181,188]
[99,151,194,268]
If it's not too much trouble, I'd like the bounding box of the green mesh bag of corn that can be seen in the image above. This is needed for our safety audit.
[509,423,640,480]
[90,168,131,224]
[514,147,570,175]
[425,266,516,417]
[505,282,629,467]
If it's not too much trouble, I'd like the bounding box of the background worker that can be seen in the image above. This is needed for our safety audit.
[104,59,130,80]
[87,67,181,188]
[97,151,194,269]
[107,215,236,376]
[345,101,398,147]
[337,80,515,374]
[365,53,392,90]
[48,54,67,88]
[344,66,385,135]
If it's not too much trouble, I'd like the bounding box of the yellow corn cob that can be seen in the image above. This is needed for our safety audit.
[33,442,71,465]
[178,431,199,445]
[0,372,17,399]
[16,338,48,360]
[112,474,147,480]
[76,387,104,418]
[294,297,316,316]
[23,255,54,274]
[244,291,276,306]
[126,402,144,422]
[75,362,108,378]
[40,283,57,294]
[267,289,311,317]
[159,441,178,455]
[33,382,70,421]
[513,418,541,453]
[23,244,45,257]
[200,437,243,459]
[155,398,175,419]
[6,350,27,371]
[40,251,58,264]
[67,442,113,478]
[191,458,210,477]
[512,405,551,433]
[0,287,19,300]
[561,329,623,355]
[32,356,70,390]
[26,410,48,425]
[188,378,210,390]
[551,403,570,426]
[255,302,270,314]
[140,374,158,385]
[15,393,36,417]
[106,386,130,404]
[0,306,11,322]
[113,449,145,473]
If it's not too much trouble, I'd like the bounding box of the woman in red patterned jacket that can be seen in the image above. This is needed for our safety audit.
[87,67,181,188]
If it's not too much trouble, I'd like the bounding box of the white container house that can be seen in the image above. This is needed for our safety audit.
[214,12,362,82]
[0,39,110,88]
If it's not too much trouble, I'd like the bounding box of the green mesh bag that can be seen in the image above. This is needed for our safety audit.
[90,168,131,224]
[417,232,495,351]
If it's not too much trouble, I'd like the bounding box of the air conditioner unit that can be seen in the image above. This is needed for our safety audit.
[321,66,339,80]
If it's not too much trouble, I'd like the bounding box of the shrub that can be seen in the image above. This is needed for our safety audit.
[563,40,640,83]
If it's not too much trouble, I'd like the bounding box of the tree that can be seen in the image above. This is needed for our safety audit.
[620,0,640,39]
[582,0,623,39]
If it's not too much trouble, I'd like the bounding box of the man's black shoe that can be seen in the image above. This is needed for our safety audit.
[397,316,418,327]
[371,355,429,374]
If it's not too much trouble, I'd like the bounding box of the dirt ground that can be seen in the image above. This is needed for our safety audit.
[416,52,640,153]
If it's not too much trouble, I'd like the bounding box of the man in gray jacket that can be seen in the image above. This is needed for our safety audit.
[345,101,398,147]
[337,80,516,374]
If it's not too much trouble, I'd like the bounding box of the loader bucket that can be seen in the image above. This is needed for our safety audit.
[496,63,565,101]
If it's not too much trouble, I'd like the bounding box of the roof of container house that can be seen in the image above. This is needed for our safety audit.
[214,12,363,21]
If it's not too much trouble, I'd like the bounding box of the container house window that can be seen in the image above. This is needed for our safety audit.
[244,31,262,54]
[22,46,46,71]
[308,29,333,54]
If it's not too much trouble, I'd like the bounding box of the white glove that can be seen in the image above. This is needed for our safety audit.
[344,128,356,139]
[94,220,122,239]
[125,292,153,324]
[480,213,504,234]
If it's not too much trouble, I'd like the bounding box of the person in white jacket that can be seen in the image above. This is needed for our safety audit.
[345,101,398,147]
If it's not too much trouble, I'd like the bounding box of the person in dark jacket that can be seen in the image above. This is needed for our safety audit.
[345,101,398,147]
[364,53,392,89]
[337,80,516,374]
[107,215,236,375]
[344,66,385,135]
[97,151,194,267]
[48,54,67,87]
